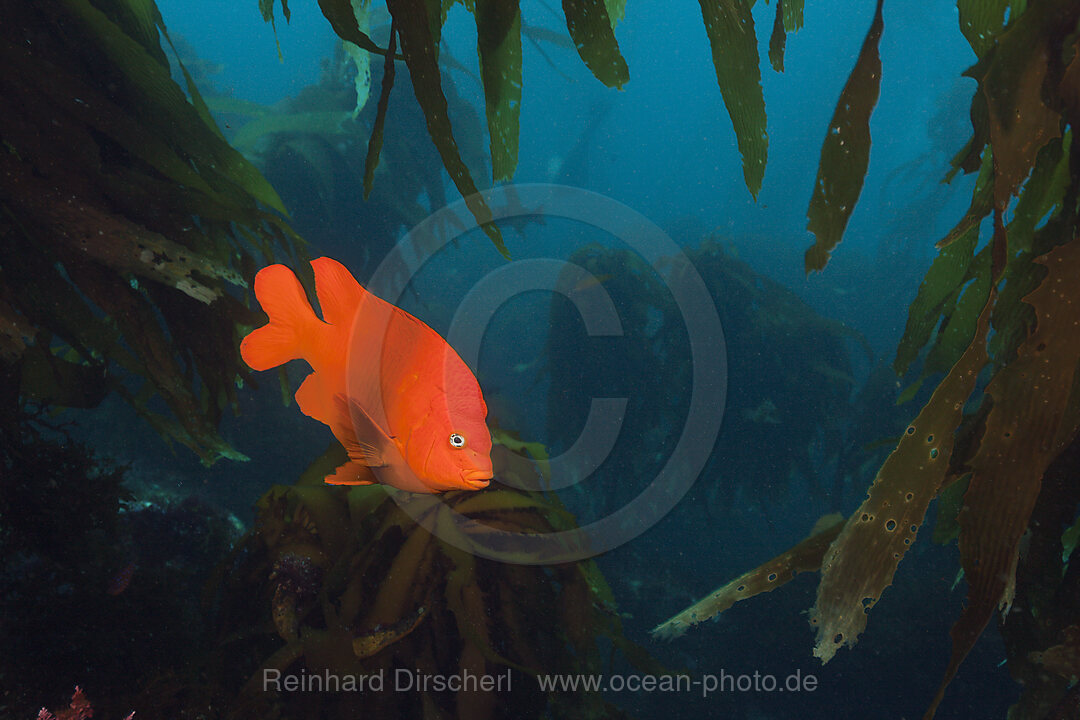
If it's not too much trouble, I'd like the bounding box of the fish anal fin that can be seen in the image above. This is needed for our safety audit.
[325,461,377,486]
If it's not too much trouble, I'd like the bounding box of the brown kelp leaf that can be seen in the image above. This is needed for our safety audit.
[804,0,884,273]
[441,541,526,672]
[476,0,522,181]
[698,0,767,198]
[1030,626,1080,680]
[362,521,434,629]
[561,0,628,89]
[977,0,1071,207]
[768,0,786,73]
[926,240,1080,717]
[14,164,242,303]
[652,513,844,640]
[353,605,428,658]
[364,23,397,199]
[811,294,993,663]
[456,644,496,720]
[386,0,508,258]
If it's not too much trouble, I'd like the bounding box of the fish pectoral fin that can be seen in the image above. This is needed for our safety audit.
[331,393,395,468]
[346,439,385,467]
[324,461,377,486]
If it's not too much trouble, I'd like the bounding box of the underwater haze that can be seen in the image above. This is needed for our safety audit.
[4,1,1080,719]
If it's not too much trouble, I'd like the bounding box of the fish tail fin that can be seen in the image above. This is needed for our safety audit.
[240,264,322,371]
[311,257,365,327]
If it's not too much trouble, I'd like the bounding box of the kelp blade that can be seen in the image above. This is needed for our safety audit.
[804,0,884,272]
[926,240,1080,718]
[698,0,767,199]
[811,294,992,663]
[385,0,509,258]
[475,0,523,182]
[653,514,843,640]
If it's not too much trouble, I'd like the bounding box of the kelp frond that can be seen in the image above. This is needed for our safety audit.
[656,1,1080,716]
[1,0,303,463]
[211,441,657,719]
[268,0,822,256]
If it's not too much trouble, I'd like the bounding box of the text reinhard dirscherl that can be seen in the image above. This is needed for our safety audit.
[263,668,819,698]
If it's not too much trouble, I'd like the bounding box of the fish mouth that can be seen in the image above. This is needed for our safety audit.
[461,469,493,488]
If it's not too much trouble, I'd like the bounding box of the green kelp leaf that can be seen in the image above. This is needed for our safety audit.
[926,241,1080,718]
[364,23,397,198]
[476,0,522,181]
[783,0,804,32]
[63,0,289,215]
[811,293,993,664]
[259,0,290,23]
[698,0,767,198]
[1008,133,1070,254]
[231,111,352,153]
[804,0,884,273]
[931,475,969,545]
[936,147,993,249]
[259,0,285,60]
[96,0,168,65]
[315,0,395,56]
[562,0,629,89]
[986,249,1042,363]
[19,343,109,409]
[895,225,979,376]
[925,245,992,375]
[604,0,626,27]
[653,514,844,640]
[956,0,1012,58]
[768,0,786,73]
[386,0,508,258]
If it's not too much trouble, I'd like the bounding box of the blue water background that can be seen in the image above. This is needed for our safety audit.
[81,0,1014,717]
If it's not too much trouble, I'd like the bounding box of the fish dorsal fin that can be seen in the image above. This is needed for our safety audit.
[312,257,365,327]
[331,394,391,467]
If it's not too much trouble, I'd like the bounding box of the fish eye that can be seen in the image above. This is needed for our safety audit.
[449,432,466,449]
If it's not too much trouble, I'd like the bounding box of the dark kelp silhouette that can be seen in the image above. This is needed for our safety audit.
[209,440,661,719]
[0,0,303,463]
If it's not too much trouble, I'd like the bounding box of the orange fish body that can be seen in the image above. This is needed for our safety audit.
[240,257,492,493]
